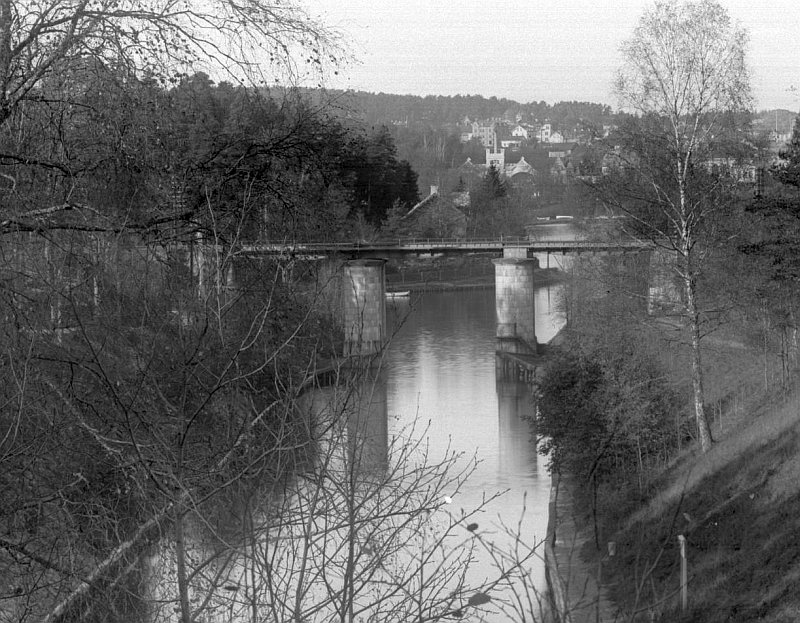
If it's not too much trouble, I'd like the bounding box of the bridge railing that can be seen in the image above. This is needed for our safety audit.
[241,237,651,254]
[244,237,530,250]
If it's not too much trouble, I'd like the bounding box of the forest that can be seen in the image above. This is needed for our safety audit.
[0,2,541,621]
[4,0,800,620]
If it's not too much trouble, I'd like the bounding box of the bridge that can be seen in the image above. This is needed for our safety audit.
[244,237,655,358]
[242,236,650,259]
[198,233,659,358]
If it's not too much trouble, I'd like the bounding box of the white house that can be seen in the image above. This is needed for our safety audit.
[511,125,529,140]
[485,147,505,169]
[538,123,551,143]
[500,138,523,149]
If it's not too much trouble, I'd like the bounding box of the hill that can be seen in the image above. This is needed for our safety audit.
[307,88,617,128]
[753,108,797,135]
[573,326,800,621]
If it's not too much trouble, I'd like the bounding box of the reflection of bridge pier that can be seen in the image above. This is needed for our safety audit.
[347,368,389,473]
[496,372,538,469]
[302,366,390,474]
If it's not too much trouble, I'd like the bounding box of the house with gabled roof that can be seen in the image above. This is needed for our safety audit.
[402,186,467,238]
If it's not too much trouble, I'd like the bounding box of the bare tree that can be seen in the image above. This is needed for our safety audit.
[0,6,553,621]
[0,0,341,126]
[611,0,753,452]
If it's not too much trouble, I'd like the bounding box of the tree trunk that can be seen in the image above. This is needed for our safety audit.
[684,272,713,452]
[0,0,11,124]
[175,513,193,623]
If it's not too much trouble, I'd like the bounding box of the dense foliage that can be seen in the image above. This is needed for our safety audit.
[743,117,800,284]
[537,337,679,483]
[0,62,434,621]
[0,69,420,242]
[328,91,616,129]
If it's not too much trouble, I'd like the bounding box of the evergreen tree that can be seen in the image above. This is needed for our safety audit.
[743,116,800,284]
[482,164,507,198]
[340,126,420,226]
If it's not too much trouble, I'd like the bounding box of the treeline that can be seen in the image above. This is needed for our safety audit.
[312,89,617,128]
[0,69,420,243]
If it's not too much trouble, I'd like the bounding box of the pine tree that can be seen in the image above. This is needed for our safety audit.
[743,115,800,284]
[483,164,507,198]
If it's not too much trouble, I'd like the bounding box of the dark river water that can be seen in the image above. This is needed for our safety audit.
[384,285,566,612]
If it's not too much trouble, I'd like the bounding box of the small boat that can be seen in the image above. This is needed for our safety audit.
[385,290,410,298]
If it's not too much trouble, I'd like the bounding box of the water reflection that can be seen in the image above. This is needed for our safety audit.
[385,285,566,616]
[140,285,565,622]
[347,368,390,473]
[496,374,538,480]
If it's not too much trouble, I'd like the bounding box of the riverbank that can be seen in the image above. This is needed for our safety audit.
[387,266,565,293]
[546,323,800,621]
[541,326,617,623]
[545,474,616,623]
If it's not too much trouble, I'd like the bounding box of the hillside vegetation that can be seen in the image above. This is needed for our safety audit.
[537,254,800,621]
[602,331,800,621]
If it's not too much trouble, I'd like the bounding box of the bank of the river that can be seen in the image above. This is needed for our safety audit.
[538,326,616,623]
[545,476,617,623]
[387,265,565,293]
[549,326,800,621]
[384,250,567,293]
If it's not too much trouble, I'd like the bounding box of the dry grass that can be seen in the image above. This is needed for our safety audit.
[629,329,800,526]
[598,327,800,621]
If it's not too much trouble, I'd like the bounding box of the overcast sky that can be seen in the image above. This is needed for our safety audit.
[307,0,800,111]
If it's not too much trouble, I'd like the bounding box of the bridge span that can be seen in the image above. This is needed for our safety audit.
[241,236,650,259]
[200,235,659,358]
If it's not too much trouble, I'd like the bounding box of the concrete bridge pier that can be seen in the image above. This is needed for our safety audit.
[647,247,683,314]
[343,259,387,357]
[493,257,538,355]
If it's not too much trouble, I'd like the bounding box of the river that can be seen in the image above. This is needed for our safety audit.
[383,284,566,619]
[141,283,566,623]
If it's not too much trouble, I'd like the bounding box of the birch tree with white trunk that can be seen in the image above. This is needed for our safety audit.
[613,0,753,453]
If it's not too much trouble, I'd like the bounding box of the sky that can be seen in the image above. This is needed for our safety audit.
[307,0,800,112]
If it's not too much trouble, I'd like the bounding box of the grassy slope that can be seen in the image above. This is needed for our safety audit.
[593,328,800,621]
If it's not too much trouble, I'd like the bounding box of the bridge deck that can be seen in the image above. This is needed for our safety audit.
[242,237,650,257]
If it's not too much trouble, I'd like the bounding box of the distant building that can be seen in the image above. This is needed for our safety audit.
[538,123,551,144]
[472,122,497,148]
[505,156,540,196]
[500,138,523,149]
[485,147,505,170]
[505,156,535,178]
[511,125,529,140]
[704,157,757,183]
[547,143,576,159]
[601,146,638,175]
[403,186,467,238]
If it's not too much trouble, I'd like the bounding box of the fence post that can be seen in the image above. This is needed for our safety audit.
[678,534,688,613]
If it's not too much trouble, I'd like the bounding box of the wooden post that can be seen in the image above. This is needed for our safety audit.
[678,534,688,612]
